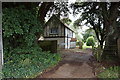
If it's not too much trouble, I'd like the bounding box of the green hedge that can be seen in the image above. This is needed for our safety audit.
[86,36,95,47]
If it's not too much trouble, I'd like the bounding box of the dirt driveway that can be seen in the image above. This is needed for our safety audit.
[39,48,96,78]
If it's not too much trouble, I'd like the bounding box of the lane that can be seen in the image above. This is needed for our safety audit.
[39,48,96,78]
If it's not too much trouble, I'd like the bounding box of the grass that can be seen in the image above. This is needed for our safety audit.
[82,43,92,50]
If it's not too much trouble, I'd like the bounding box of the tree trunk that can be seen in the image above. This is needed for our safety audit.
[102,33,118,58]
[99,40,104,49]
[37,2,54,27]
[101,2,119,58]
[36,2,54,40]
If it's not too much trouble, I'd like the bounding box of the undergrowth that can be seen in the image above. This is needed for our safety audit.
[99,66,119,79]
[2,51,61,78]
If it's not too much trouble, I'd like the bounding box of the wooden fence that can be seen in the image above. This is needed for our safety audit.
[92,45,118,57]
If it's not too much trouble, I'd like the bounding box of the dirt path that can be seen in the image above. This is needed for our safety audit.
[39,48,96,78]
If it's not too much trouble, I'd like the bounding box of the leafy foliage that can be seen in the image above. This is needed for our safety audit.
[2,6,61,78]
[72,2,106,48]
[61,18,72,25]
[99,66,119,78]
[86,36,95,47]
[2,51,61,78]
[49,2,69,17]
[2,5,43,57]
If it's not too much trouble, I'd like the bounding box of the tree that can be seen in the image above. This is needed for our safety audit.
[2,5,43,57]
[100,2,120,56]
[72,2,120,57]
[61,18,72,25]
[72,2,106,48]
[37,2,54,26]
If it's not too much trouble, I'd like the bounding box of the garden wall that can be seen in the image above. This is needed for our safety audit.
[38,40,58,53]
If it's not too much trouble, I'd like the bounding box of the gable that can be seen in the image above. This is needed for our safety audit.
[44,15,74,32]
[44,15,62,28]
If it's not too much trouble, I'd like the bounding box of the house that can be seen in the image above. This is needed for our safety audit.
[43,15,76,49]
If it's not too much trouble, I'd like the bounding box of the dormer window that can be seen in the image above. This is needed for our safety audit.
[50,27,58,34]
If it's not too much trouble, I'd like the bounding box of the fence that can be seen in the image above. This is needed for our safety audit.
[92,45,118,62]
[93,45,118,55]
[38,40,58,53]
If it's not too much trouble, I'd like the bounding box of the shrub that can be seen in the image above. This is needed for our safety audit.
[86,36,95,47]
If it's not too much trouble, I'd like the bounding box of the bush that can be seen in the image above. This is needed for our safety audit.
[86,36,95,47]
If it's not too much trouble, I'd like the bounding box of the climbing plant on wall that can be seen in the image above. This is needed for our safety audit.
[2,4,61,78]
[2,5,43,58]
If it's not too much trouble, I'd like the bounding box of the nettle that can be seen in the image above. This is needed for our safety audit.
[2,6,43,58]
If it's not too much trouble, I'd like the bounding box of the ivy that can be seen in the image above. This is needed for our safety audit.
[2,5,43,55]
[2,5,61,78]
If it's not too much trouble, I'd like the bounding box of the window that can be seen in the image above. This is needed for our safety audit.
[50,27,58,34]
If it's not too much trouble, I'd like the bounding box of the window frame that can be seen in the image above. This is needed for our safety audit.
[50,27,58,35]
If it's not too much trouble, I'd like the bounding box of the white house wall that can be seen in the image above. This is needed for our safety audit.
[65,28,67,49]
[73,32,76,38]
[70,42,76,48]
[65,28,73,49]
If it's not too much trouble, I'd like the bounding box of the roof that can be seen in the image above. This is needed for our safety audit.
[64,23,74,32]
[44,15,74,32]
